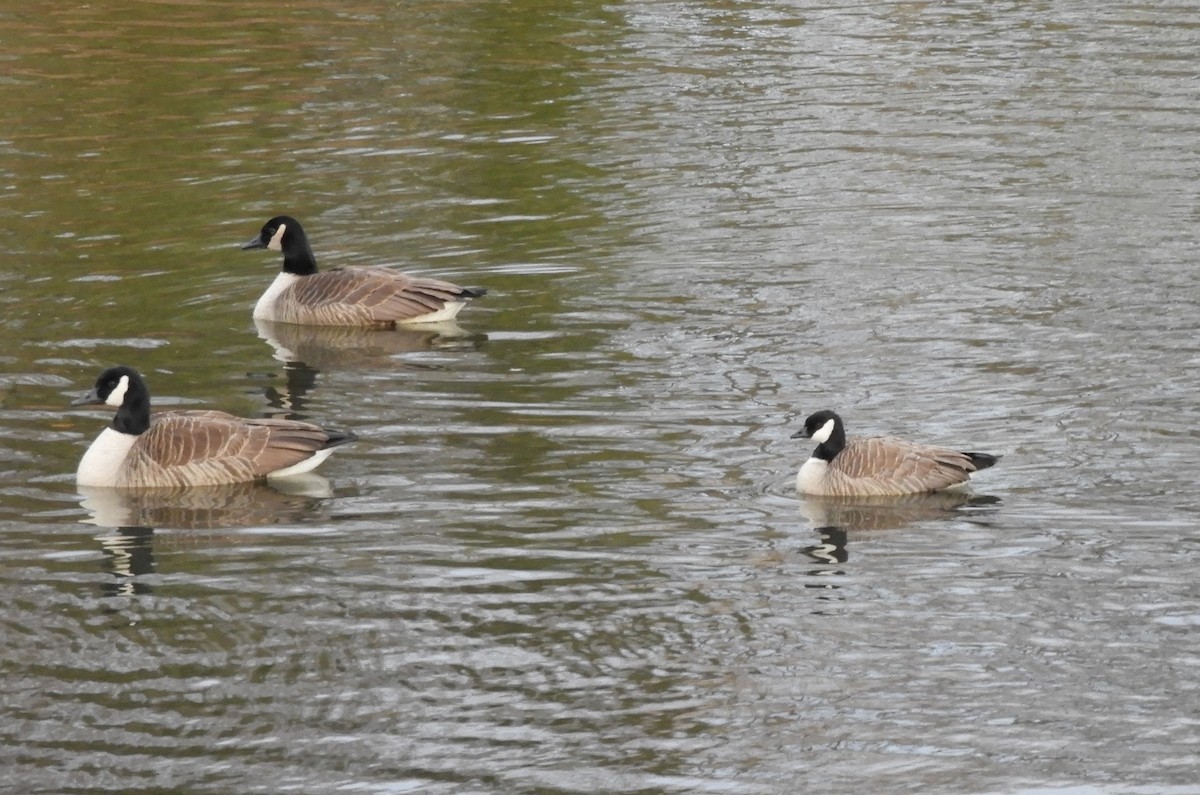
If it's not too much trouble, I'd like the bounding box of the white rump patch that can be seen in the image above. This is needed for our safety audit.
[266,447,337,480]
[796,457,829,495]
[253,272,301,320]
[267,222,287,251]
[77,427,139,487]
[106,374,130,407]
[402,300,467,325]
[810,418,836,445]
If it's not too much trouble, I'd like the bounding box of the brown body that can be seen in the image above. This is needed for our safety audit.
[110,411,344,488]
[244,215,484,327]
[257,268,478,326]
[74,366,355,489]
[797,436,988,497]
[793,410,998,497]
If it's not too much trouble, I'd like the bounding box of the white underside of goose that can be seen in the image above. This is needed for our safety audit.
[266,447,338,480]
[404,300,467,324]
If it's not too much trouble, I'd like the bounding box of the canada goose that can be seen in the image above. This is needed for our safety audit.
[72,366,356,488]
[241,215,486,326]
[791,409,998,497]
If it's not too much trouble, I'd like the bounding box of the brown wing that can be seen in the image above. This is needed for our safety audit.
[119,411,339,487]
[284,268,473,325]
[831,436,978,496]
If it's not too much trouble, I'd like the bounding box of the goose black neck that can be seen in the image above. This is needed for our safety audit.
[112,383,151,436]
[282,238,319,276]
[813,424,846,462]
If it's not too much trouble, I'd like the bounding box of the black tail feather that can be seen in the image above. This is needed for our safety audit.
[323,430,358,450]
[965,452,1000,471]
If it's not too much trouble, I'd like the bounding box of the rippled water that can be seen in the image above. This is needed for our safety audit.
[2,2,1199,793]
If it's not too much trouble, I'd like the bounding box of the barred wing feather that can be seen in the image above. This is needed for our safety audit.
[119,412,339,488]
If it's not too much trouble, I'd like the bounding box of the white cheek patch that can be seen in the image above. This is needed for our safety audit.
[267,223,287,252]
[106,374,130,407]
[810,418,835,445]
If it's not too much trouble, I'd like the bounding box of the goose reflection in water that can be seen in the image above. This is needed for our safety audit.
[254,317,487,418]
[79,474,334,530]
[255,317,486,372]
[95,526,155,598]
[800,490,1001,534]
[796,492,1002,576]
[81,476,337,597]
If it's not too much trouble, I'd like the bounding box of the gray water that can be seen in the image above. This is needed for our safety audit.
[2,2,1198,793]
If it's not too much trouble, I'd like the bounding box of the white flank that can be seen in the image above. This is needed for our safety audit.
[77,427,139,487]
[253,272,301,320]
[106,374,130,407]
[267,222,287,251]
[402,300,466,325]
[796,457,829,495]
[266,447,337,480]
[810,418,836,445]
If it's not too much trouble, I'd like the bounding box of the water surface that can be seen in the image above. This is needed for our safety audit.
[2,2,1198,793]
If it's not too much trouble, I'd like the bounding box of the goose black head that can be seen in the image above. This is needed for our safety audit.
[72,366,152,435]
[72,365,143,408]
[242,215,318,275]
[790,409,847,460]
